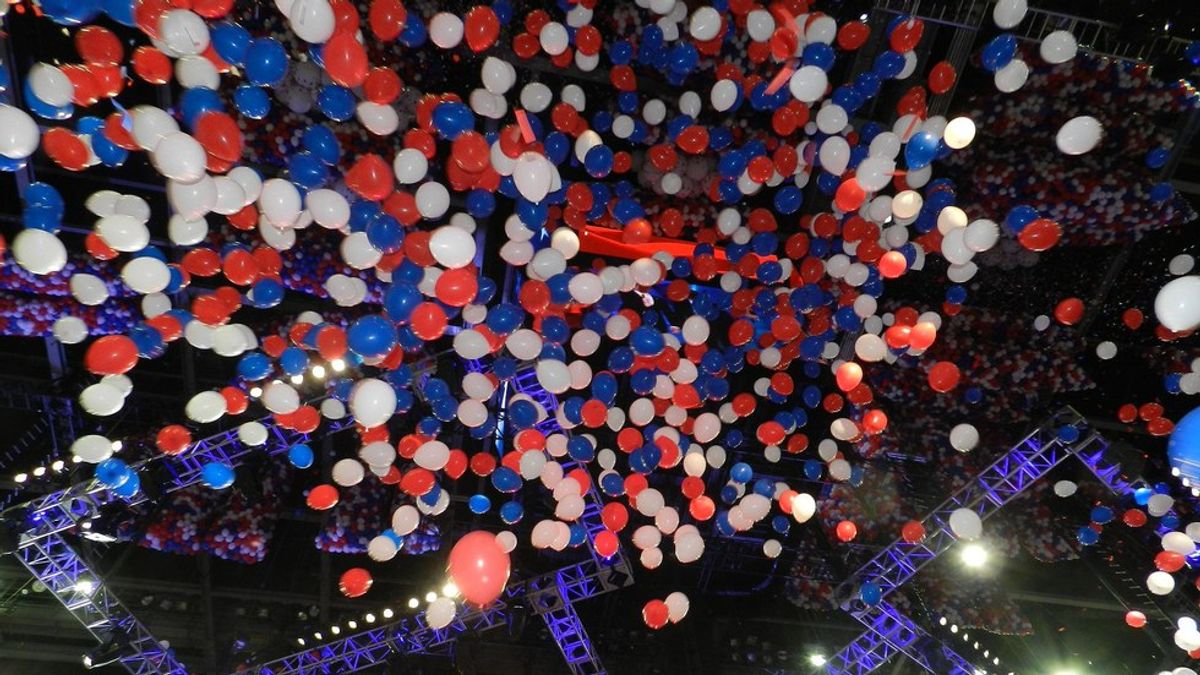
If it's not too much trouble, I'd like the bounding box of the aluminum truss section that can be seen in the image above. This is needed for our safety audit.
[249,554,632,675]
[17,414,353,548]
[15,531,186,674]
[826,600,977,675]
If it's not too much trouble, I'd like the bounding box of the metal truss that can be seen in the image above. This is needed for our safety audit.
[17,413,354,548]
[15,530,187,674]
[249,554,633,675]
[827,409,1109,674]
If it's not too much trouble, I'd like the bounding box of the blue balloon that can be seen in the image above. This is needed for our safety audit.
[180,87,224,129]
[905,131,940,170]
[347,315,398,358]
[1146,147,1170,169]
[730,462,753,483]
[212,22,251,66]
[234,86,271,119]
[981,34,1017,72]
[93,134,128,167]
[366,214,404,253]
[245,39,289,86]
[279,346,308,375]
[1058,425,1081,443]
[860,581,882,606]
[237,352,272,381]
[250,278,284,308]
[316,85,355,121]
[1168,407,1200,485]
[288,443,315,469]
[288,151,329,189]
[468,494,492,514]
[38,0,101,24]
[112,471,141,498]
[499,500,524,524]
[1150,182,1174,203]
[1090,506,1114,524]
[201,463,235,490]
[303,125,342,165]
[584,144,614,178]
[431,102,475,140]
[23,82,74,120]
[1076,526,1099,546]
[96,458,131,489]
[490,466,521,493]
[101,0,135,26]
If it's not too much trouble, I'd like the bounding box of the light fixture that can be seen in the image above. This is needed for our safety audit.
[249,386,263,398]
[296,638,305,646]
[290,374,304,385]
[32,466,46,477]
[383,608,395,618]
[347,620,357,629]
[74,579,96,595]
[939,616,947,626]
[331,358,346,372]
[407,598,419,609]
[808,653,827,666]
[51,460,65,472]
[424,592,437,603]
[313,632,323,641]
[442,582,459,598]
[311,365,326,379]
[111,441,122,452]
[82,633,127,669]
[961,543,988,569]
[364,613,376,624]
[950,624,959,634]
[13,473,26,483]
[330,625,340,635]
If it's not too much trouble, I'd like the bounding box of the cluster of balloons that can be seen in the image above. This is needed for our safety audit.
[7,0,1192,641]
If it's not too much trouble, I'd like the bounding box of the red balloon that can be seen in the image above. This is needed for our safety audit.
[594,530,619,559]
[1117,403,1138,423]
[1019,218,1062,252]
[61,65,100,107]
[195,111,244,164]
[928,61,957,95]
[643,600,670,629]
[1122,308,1144,330]
[928,361,961,393]
[464,6,500,52]
[909,322,937,350]
[192,0,234,18]
[878,250,907,279]
[889,18,924,52]
[85,335,139,375]
[307,484,339,510]
[339,568,373,598]
[369,0,408,41]
[836,21,870,50]
[363,68,402,104]
[221,386,249,415]
[435,268,477,307]
[448,531,511,606]
[863,409,888,433]
[1125,610,1147,628]
[676,126,709,154]
[452,131,490,173]
[1054,297,1084,325]
[576,25,601,55]
[324,33,369,88]
[42,128,89,172]
[1122,509,1147,527]
[689,495,715,521]
[836,520,858,542]
[834,178,866,212]
[412,302,448,340]
[346,154,393,201]
[836,362,863,392]
[1155,551,1185,573]
[132,46,172,84]
[156,425,192,455]
[901,520,926,543]
[76,26,123,66]
[601,502,629,532]
[316,326,348,360]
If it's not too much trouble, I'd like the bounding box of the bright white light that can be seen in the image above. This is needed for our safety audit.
[407,598,419,609]
[939,616,947,626]
[347,620,357,629]
[330,626,340,635]
[364,613,376,624]
[249,386,263,398]
[111,441,122,452]
[961,543,989,569]
[951,624,959,634]
[74,579,95,595]
[331,358,346,372]
[14,473,27,483]
[296,638,305,646]
[32,466,46,477]
[311,365,326,379]
[383,608,395,618]
[290,374,304,385]
[313,632,323,640]
[424,592,437,603]
[51,460,65,472]
[442,582,459,598]
[809,654,827,667]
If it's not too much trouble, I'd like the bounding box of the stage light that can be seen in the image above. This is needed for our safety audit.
[961,543,988,568]
[331,358,346,372]
[249,386,263,398]
[13,473,26,483]
[330,625,340,635]
[111,441,122,452]
[51,460,64,472]
[950,624,959,633]
[424,592,437,603]
[32,466,46,477]
[296,638,305,646]
[74,579,96,595]
[82,633,127,670]
[938,616,947,626]
[313,632,323,641]
[364,613,376,624]
[808,653,827,666]
[442,582,459,598]
[312,365,326,379]
[347,620,357,629]
[407,598,419,609]
[290,374,304,385]
[383,608,395,618]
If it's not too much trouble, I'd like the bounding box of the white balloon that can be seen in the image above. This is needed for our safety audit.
[229,166,263,205]
[1170,255,1196,276]
[1096,341,1117,360]
[28,63,73,107]
[993,0,1027,28]
[152,132,207,183]
[665,591,690,622]
[1056,116,1103,155]
[186,390,227,423]
[392,504,420,535]
[13,229,67,275]
[168,175,217,220]
[949,423,979,452]
[332,458,365,486]
[995,59,1030,93]
[1155,276,1200,332]
[175,55,220,90]
[1039,30,1077,64]
[746,9,775,41]
[429,12,464,48]
[520,82,553,113]
[425,597,456,629]
[540,22,569,55]
[288,0,336,43]
[80,383,124,416]
[121,257,171,295]
[212,176,247,215]
[72,434,115,464]
[54,316,89,344]
[943,117,976,149]
[1148,570,1176,596]
[307,189,350,229]
[350,378,397,428]
[792,493,816,523]
[416,181,450,220]
[260,178,303,227]
[70,274,110,306]
[512,152,552,203]
[688,7,721,40]
[341,231,382,269]
[481,57,516,95]
[0,104,39,159]
[367,535,398,561]
[948,507,982,540]
[262,381,301,415]
[357,101,400,136]
[789,66,828,104]
[1053,480,1077,497]
[238,421,269,446]
[159,10,210,56]
[1163,531,1196,556]
[131,106,180,152]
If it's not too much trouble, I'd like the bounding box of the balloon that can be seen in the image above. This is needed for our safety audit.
[350,378,398,428]
[1056,116,1102,155]
[324,33,369,87]
[1040,30,1077,64]
[72,434,115,463]
[948,508,982,540]
[85,335,139,375]
[0,105,40,159]
[289,0,336,44]
[928,61,956,95]
[993,0,1027,28]
[949,423,979,452]
[447,531,511,606]
[339,568,372,598]
[1155,276,1200,332]
[928,361,961,393]
[642,599,669,629]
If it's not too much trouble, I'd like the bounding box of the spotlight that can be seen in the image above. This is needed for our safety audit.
[939,617,947,626]
[442,582,459,598]
[347,620,357,629]
[313,632,323,641]
[111,441,122,452]
[296,638,305,646]
[13,473,27,483]
[331,359,346,372]
[808,653,827,666]
[950,624,959,634]
[424,592,437,603]
[290,374,304,385]
[82,633,128,670]
[365,613,376,624]
[249,386,263,398]
[407,598,419,609]
[74,579,96,595]
[32,466,46,477]
[330,626,340,635]
[383,608,395,618]
[51,460,65,472]
[961,544,989,569]
[311,365,326,379]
